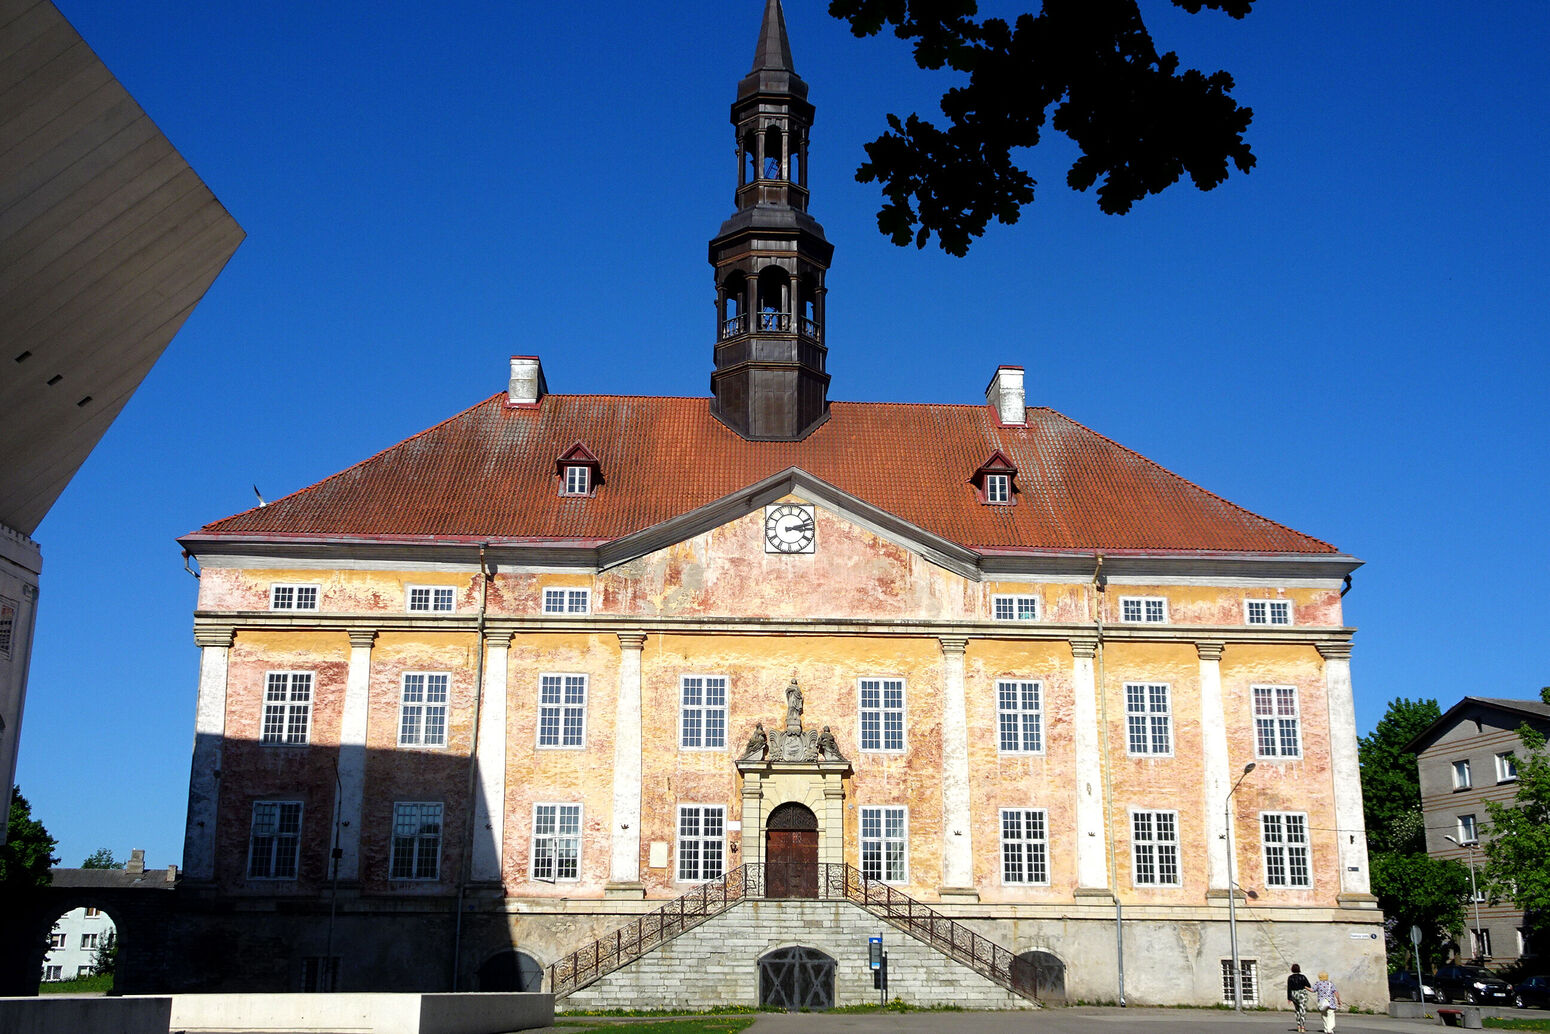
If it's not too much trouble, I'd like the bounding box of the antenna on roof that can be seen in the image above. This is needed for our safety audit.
[253,485,266,507]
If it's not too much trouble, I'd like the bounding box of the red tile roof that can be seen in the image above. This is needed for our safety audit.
[192,394,1338,555]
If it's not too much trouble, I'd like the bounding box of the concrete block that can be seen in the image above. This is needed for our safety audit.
[1388,1001,1426,1019]
[165,992,552,1034]
[0,996,172,1034]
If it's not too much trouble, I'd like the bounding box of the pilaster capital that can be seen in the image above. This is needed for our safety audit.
[347,629,378,649]
[1316,641,1354,661]
[1069,637,1098,660]
[484,631,514,650]
[1195,640,1225,662]
[617,632,647,651]
[938,636,969,656]
[193,628,234,649]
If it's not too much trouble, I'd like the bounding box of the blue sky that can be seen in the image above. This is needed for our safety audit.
[19,1,1549,869]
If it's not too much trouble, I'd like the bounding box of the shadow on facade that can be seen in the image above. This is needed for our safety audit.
[0,874,174,996]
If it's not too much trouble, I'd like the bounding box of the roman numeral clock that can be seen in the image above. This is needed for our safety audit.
[764,503,815,554]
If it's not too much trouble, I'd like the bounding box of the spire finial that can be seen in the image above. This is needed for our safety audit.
[750,0,795,74]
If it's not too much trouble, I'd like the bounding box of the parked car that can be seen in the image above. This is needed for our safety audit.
[1389,970,1441,1002]
[1515,975,1550,1009]
[1430,964,1514,1005]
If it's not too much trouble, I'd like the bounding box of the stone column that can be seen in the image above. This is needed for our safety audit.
[1070,637,1110,893]
[741,770,763,865]
[1197,641,1232,896]
[938,636,978,901]
[336,629,376,882]
[1319,642,1374,903]
[471,632,512,883]
[606,633,647,898]
[184,628,233,882]
[822,775,846,867]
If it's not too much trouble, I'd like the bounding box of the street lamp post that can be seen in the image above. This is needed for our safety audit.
[1444,834,1484,961]
[1226,761,1257,1012]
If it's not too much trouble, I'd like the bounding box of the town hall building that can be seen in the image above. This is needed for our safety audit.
[173,0,1385,1009]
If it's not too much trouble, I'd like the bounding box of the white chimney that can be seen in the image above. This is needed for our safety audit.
[985,365,1025,425]
[507,355,547,406]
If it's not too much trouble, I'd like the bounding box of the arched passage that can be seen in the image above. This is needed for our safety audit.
[477,949,543,992]
[759,946,834,1010]
[1017,949,1066,1003]
[40,903,117,989]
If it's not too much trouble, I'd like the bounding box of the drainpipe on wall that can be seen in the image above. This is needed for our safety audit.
[1091,554,1125,1006]
[450,544,491,991]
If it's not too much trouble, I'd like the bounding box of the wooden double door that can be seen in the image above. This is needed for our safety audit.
[765,802,819,899]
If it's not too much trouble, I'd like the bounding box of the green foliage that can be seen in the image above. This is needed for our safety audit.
[1484,722,1550,953]
[38,972,113,995]
[0,786,57,892]
[1483,1019,1550,1031]
[555,1020,755,1034]
[827,0,1257,254]
[1359,698,1441,854]
[80,848,122,869]
[91,930,117,976]
[1370,851,1470,969]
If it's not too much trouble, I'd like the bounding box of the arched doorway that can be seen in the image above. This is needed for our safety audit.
[40,903,117,992]
[765,802,817,898]
[477,949,543,992]
[1017,949,1066,1003]
[759,946,835,1010]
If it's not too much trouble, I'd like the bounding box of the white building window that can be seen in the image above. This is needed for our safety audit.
[1457,814,1478,844]
[248,801,303,879]
[1131,810,1180,885]
[1000,808,1049,885]
[1120,596,1167,623]
[1245,599,1292,625]
[1261,812,1312,888]
[563,465,591,495]
[985,473,1010,504]
[997,680,1043,753]
[677,805,725,882]
[859,678,905,752]
[532,804,582,882]
[542,587,590,615]
[1252,685,1302,759]
[399,673,449,747]
[992,594,1038,621]
[1452,759,1472,789]
[270,584,319,611]
[680,676,728,749]
[390,802,442,880]
[42,965,61,982]
[1125,683,1172,756]
[1473,928,1492,959]
[261,672,313,745]
[538,674,587,748]
[80,932,99,949]
[407,586,455,613]
[77,966,92,978]
[860,806,907,883]
[48,932,65,948]
[1221,959,1259,1005]
[1496,752,1519,782]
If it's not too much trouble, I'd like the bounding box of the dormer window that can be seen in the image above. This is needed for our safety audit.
[555,443,601,497]
[970,450,1018,505]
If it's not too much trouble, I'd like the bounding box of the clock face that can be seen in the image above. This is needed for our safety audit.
[764,503,816,554]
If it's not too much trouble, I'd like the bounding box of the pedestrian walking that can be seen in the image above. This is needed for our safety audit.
[1312,970,1342,1033]
[1286,963,1313,1032]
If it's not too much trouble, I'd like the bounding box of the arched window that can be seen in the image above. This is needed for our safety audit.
[742,130,757,186]
[721,273,746,338]
[757,267,790,331]
[790,133,804,186]
[763,125,783,180]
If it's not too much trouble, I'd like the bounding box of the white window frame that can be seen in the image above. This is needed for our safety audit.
[77,966,93,978]
[1124,683,1173,756]
[537,673,588,749]
[1119,596,1168,623]
[1252,685,1302,759]
[247,800,303,880]
[48,932,65,949]
[858,677,906,753]
[996,680,1044,754]
[389,801,443,881]
[1496,752,1519,783]
[992,594,1039,621]
[542,587,591,615]
[679,675,728,750]
[80,932,99,949]
[1244,599,1293,626]
[1457,813,1478,844]
[406,585,456,613]
[676,804,726,883]
[562,465,591,495]
[1452,758,1472,789]
[1221,959,1260,1005]
[985,472,1010,504]
[1261,812,1312,888]
[1130,808,1181,886]
[398,672,450,748]
[860,805,908,884]
[531,803,583,882]
[42,965,61,982]
[1473,928,1492,959]
[269,583,320,611]
[261,671,313,745]
[999,808,1049,885]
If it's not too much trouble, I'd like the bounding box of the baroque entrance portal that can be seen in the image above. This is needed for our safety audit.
[765,802,818,898]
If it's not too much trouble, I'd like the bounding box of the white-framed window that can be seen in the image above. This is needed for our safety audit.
[1120,596,1168,623]
[390,802,442,880]
[860,805,908,883]
[985,473,1010,504]
[77,966,92,978]
[261,672,313,745]
[1261,812,1312,888]
[1245,599,1292,625]
[1472,883,1487,904]
[407,585,455,613]
[1452,759,1473,789]
[80,932,99,949]
[399,673,449,747]
[992,594,1038,621]
[0,596,14,659]
[1221,959,1259,1005]
[83,907,100,917]
[532,803,582,882]
[680,675,728,749]
[1496,752,1519,782]
[1457,814,1478,844]
[676,805,725,882]
[48,932,65,948]
[1473,928,1492,959]
[997,680,1043,753]
[537,674,587,748]
[1252,685,1302,759]
[1124,683,1172,756]
[269,584,319,611]
[42,965,61,982]
[859,678,905,752]
[542,587,591,615]
[248,801,303,879]
[562,465,591,495]
[1130,809,1180,885]
[1000,808,1049,885]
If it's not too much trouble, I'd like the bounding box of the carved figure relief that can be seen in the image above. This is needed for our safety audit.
[737,678,848,765]
[740,721,768,761]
